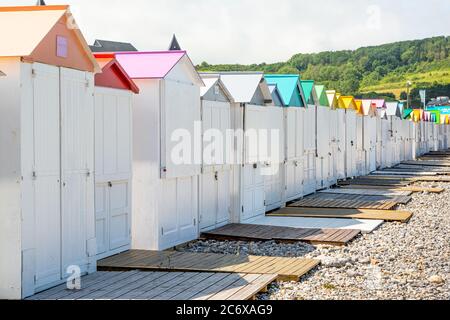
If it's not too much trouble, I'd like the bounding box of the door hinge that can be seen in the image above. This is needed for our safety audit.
[161,227,164,235]
[241,206,244,213]
[214,172,218,181]
[31,69,36,77]
[108,181,112,188]
[32,171,37,180]
[193,218,196,226]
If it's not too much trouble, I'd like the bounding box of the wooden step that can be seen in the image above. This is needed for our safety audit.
[268,207,413,223]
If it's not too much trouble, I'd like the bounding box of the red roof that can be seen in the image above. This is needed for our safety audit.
[94,57,139,94]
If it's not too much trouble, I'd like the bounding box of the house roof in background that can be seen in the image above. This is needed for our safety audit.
[90,39,137,52]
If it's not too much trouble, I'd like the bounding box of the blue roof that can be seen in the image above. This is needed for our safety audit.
[265,74,304,107]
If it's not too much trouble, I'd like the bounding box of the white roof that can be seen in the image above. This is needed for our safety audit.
[200,74,234,102]
[386,102,400,116]
[216,72,266,103]
[378,108,388,119]
[200,76,218,97]
[0,8,66,57]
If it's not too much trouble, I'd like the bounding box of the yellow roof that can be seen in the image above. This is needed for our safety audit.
[354,99,364,115]
[338,96,357,110]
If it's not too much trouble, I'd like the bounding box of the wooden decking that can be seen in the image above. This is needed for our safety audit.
[402,160,450,167]
[268,207,413,223]
[319,188,412,196]
[27,271,277,301]
[98,250,320,282]
[339,185,444,193]
[312,192,412,204]
[201,223,360,246]
[289,196,398,210]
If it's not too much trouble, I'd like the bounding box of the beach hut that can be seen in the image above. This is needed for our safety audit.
[361,100,378,173]
[326,90,346,178]
[386,102,402,165]
[265,75,307,202]
[337,96,358,178]
[315,85,333,189]
[216,72,278,221]
[326,90,339,109]
[300,80,318,194]
[198,74,234,231]
[93,55,139,260]
[108,51,204,251]
[354,99,367,176]
[0,5,100,298]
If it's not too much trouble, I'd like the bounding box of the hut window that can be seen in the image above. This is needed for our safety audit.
[214,85,220,95]
[56,36,68,58]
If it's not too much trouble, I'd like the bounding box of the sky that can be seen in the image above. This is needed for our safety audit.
[1,0,450,64]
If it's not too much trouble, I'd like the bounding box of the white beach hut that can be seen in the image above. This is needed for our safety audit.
[265,75,308,203]
[361,100,378,173]
[216,72,278,221]
[92,55,139,260]
[112,51,204,251]
[0,5,100,298]
[198,74,234,231]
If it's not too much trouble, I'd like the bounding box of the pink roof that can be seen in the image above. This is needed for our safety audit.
[114,51,186,79]
[371,99,386,108]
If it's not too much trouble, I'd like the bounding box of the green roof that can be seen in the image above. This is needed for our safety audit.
[314,85,329,107]
[265,74,304,107]
[300,80,315,105]
[403,108,413,119]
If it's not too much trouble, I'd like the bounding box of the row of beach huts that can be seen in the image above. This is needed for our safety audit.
[1,5,449,299]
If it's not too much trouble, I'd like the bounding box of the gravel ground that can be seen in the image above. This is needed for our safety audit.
[180,182,450,300]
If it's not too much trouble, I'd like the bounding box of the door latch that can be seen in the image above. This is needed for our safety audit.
[108,181,113,188]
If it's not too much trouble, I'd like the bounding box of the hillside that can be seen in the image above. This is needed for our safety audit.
[197,36,450,105]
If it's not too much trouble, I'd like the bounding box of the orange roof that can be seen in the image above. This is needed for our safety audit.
[0,5,100,72]
[0,5,69,12]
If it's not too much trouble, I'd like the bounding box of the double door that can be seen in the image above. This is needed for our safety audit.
[32,63,94,291]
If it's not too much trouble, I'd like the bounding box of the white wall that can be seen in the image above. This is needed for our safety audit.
[131,79,161,250]
[0,58,22,299]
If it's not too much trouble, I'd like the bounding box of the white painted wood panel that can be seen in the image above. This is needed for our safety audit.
[32,63,61,289]
[60,67,94,276]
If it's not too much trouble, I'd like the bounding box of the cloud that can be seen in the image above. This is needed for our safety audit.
[1,0,449,64]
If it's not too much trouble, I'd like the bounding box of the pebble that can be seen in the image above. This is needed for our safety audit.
[429,275,445,285]
[179,181,450,300]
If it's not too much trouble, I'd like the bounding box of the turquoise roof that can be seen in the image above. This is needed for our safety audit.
[265,74,304,107]
[300,80,315,105]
